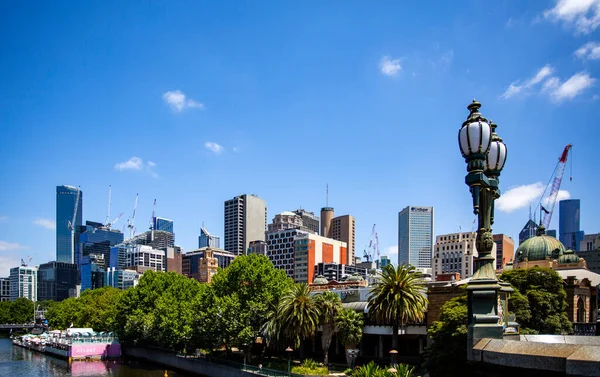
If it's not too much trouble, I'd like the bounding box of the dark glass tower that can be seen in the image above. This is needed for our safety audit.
[559,199,584,251]
[56,185,83,263]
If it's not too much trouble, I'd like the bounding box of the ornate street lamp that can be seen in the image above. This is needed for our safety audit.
[347,348,359,370]
[458,100,508,349]
[286,346,293,376]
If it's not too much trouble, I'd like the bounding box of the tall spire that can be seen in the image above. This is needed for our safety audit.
[529,205,532,221]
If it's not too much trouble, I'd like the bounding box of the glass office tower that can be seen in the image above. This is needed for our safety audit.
[37,261,78,301]
[153,217,174,234]
[559,199,584,251]
[56,185,83,263]
[398,206,434,268]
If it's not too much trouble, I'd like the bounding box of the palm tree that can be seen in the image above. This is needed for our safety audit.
[335,308,363,366]
[367,264,428,363]
[314,291,342,365]
[265,283,319,351]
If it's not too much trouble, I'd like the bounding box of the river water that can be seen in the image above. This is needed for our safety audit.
[0,336,185,377]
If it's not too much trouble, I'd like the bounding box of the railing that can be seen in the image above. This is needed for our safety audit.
[0,323,35,329]
[176,354,303,377]
[572,322,597,336]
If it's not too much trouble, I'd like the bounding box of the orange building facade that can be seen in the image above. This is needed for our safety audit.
[294,232,347,284]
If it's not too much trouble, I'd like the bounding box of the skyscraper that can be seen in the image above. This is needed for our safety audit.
[78,221,124,268]
[37,261,78,301]
[153,217,174,234]
[319,207,356,265]
[559,199,584,251]
[398,206,434,268]
[331,215,356,265]
[199,226,220,248]
[294,209,320,234]
[224,194,267,255]
[519,219,538,245]
[56,185,83,263]
[9,265,37,301]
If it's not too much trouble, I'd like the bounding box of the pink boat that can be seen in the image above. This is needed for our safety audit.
[44,328,121,361]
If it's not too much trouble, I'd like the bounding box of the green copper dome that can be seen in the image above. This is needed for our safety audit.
[558,249,581,264]
[515,225,566,262]
[313,275,328,285]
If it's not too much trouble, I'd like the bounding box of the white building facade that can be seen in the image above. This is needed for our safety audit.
[224,194,267,255]
[9,266,38,301]
[432,232,497,281]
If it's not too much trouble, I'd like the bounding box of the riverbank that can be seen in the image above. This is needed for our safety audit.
[124,347,296,377]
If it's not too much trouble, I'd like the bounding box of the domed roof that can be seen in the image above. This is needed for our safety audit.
[515,225,566,263]
[558,249,581,264]
[313,275,328,285]
[346,273,364,282]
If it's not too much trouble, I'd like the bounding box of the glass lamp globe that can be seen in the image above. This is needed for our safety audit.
[485,137,507,173]
[459,118,492,159]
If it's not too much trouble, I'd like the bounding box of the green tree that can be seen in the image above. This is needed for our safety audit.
[46,297,83,329]
[335,308,363,366]
[315,291,342,365]
[367,264,428,362]
[0,301,13,323]
[501,267,571,334]
[11,298,34,324]
[211,254,292,344]
[422,295,468,377]
[266,283,319,352]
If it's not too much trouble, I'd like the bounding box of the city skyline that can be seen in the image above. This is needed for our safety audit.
[1,1,600,276]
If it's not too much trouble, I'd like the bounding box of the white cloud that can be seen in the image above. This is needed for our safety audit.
[0,216,7,223]
[501,65,554,98]
[204,142,223,154]
[575,41,600,59]
[114,157,143,171]
[232,147,240,153]
[543,0,600,34]
[546,72,596,101]
[0,255,23,277]
[162,90,204,112]
[380,56,402,76]
[114,157,158,177]
[384,245,398,258]
[33,218,56,230]
[496,182,571,213]
[0,241,28,251]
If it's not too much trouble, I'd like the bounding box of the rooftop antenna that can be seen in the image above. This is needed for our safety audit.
[529,205,532,221]
[326,183,329,207]
[106,185,112,227]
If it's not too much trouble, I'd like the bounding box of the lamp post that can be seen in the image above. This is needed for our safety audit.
[347,348,359,370]
[458,100,509,354]
[389,349,398,365]
[285,346,293,376]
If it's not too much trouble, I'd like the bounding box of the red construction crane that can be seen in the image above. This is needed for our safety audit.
[539,144,572,229]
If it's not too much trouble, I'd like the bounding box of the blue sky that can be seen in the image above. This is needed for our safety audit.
[1,1,599,275]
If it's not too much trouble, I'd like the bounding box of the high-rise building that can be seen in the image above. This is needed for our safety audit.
[379,255,391,268]
[579,233,600,273]
[153,217,174,234]
[493,234,515,270]
[320,207,335,238]
[559,199,585,251]
[78,221,124,269]
[432,232,493,280]
[224,194,267,255]
[265,229,347,283]
[398,206,434,268]
[268,212,305,232]
[9,265,38,301]
[125,244,166,272]
[56,185,83,263]
[519,219,538,245]
[199,226,220,248]
[166,246,183,274]
[104,268,140,290]
[0,278,10,302]
[37,261,78,301]
[80,254,105,292]
[293,209,320,234]
[331,215,355,266]
[319,207,355,266]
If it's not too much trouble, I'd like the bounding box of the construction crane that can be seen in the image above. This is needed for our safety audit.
[67,187,81,262]
[21,257,33,267]
[105,185,112,227]
[126,193,139,239]
[363,224,379,263]
[538,144,572,229]
[149,199,156,241]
